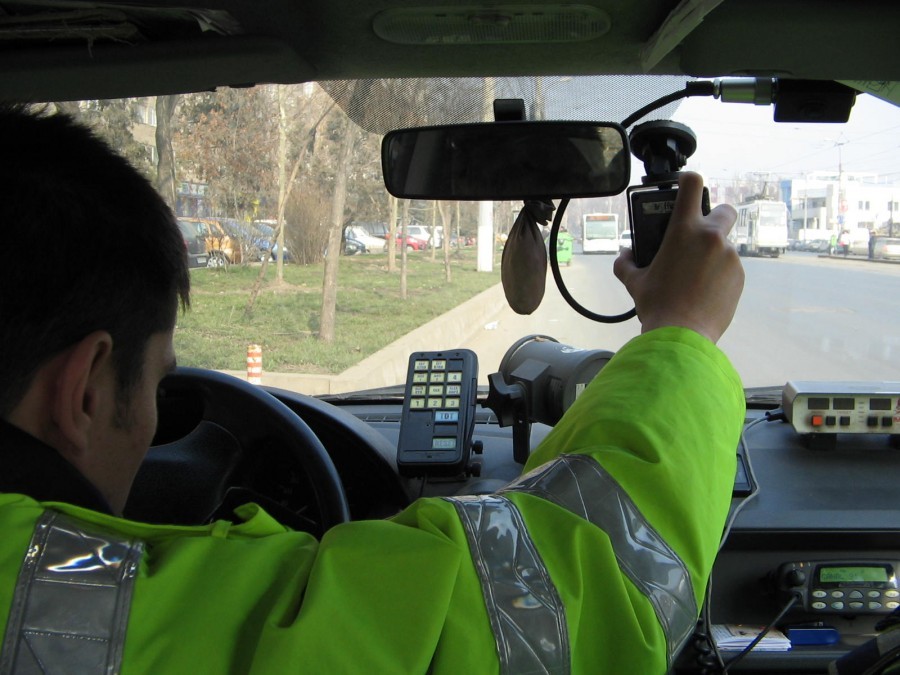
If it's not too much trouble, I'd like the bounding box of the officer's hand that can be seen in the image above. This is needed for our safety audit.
[613,172,744,344]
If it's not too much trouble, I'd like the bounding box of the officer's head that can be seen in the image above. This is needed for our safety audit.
[0,104,191,513]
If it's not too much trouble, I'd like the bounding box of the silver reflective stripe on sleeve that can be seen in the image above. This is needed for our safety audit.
[0,511,143,675]
[500,453,698,665]
[447,495,570,675]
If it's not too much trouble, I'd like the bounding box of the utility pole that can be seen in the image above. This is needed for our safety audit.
[477,77,495,272]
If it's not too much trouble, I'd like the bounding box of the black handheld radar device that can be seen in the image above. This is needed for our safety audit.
[396,349,478,477]
[627,120,708,268]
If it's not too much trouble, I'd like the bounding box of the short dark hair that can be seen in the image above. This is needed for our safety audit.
[0,104,190,417]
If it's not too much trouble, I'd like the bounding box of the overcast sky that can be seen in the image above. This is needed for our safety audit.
[669,93,900,185]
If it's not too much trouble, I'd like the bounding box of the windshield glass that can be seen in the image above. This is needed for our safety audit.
[584,218,618,239]
[51,78,900,395]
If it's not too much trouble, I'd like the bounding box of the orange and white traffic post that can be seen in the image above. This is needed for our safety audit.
[247,344,262,385]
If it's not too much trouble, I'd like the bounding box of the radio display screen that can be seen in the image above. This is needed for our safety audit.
[817,565,892,585]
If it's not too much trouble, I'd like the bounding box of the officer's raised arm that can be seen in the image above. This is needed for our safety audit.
[614,170,744,344]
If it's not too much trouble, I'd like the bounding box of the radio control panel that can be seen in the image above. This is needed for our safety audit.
[783,381,900,435]
[777,560,900,614]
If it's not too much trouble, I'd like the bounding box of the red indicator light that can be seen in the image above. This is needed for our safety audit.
[811,415,824,427]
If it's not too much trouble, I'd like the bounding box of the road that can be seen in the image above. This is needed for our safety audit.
[463,251,900,389]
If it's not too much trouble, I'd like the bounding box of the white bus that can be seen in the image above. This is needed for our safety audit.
[582,213,619,254]
[731,200,789,257]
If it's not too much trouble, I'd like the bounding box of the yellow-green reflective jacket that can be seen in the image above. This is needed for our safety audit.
[0,327,744,674]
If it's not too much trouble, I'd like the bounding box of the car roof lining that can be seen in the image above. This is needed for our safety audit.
[1,0,898,103]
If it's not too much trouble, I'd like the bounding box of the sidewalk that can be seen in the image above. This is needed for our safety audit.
[222,283,508,395]
[817,252,900,264]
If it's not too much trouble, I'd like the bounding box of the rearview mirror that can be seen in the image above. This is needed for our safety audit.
[382,121,630,200]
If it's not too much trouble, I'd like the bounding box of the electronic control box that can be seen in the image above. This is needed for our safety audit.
[777,560,900,614]
[783,381,900,435]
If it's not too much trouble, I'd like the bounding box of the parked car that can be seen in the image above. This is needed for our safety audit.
[405,224,432,248]
[354,221,390,240]
[344,233,365,256]
[176,219,210,269]
[385,233,427,252]
[872,236,900,260]
[250,221,292,262]
[345,225,386,253]
[178,217,241,267]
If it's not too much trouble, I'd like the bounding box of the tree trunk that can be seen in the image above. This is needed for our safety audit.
[155,95,180,210]
[387,194,398,272]
[400,200,410,300]
[275,86,288,282]
[440,201,452,282]
[430,201,437,262]
[319,119,357,342]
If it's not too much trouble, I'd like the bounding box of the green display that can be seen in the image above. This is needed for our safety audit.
[818,566,889,583]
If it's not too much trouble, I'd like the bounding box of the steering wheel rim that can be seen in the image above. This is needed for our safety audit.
[128,367,350,533]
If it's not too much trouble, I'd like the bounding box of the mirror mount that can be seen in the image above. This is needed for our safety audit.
[493,98,527,121]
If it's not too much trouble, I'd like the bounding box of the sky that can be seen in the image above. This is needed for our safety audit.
[668,92,900,186]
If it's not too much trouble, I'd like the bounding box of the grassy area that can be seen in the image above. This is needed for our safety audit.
[175,249,500,373]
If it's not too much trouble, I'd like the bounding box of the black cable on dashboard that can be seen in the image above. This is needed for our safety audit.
[721,594,799,673]
[696,409,782,672]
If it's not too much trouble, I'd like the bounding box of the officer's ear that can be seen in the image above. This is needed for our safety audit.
[51,331,115,459]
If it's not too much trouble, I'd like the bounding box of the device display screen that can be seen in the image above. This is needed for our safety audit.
[817,565,891,584]
[641,199,675,215]
[870,398,892,411]
[807,397,830,410]
[833,397,855,410]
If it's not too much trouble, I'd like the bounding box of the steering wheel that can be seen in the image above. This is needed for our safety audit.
[125,367,351,536]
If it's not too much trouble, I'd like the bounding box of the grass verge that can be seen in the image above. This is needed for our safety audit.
[175,249,500,373]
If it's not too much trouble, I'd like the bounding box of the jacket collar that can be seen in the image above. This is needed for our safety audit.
[0,418,113,514]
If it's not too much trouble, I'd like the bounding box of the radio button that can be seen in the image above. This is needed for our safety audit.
[887,602,900,610]
[849,591,864,599]
[869,591,882,598]
[869,602,883,610]
[812,590,827,598]
[831,602,845,610]
[885,590,899,598]
[812,602,827,610]
[831,591,845,598]
[849,602,864,609]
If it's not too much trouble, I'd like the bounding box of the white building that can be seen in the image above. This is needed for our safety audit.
[789,171,899,239]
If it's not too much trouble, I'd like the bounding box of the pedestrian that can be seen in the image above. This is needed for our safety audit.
[839,229,850,256]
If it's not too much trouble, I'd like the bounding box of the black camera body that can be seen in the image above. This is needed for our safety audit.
[628,181,709,268]
[626,120,704,268]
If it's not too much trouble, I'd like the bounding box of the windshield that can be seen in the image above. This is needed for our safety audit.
[53,78,900,395]
[584,218,618,239]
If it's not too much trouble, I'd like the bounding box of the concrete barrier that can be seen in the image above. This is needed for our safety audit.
[222,283,507,395]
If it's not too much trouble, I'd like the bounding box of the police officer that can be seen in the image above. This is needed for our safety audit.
[0,105,744,674]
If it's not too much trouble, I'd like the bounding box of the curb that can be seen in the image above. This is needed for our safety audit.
[816,254,900,264]
[221,282,507,395]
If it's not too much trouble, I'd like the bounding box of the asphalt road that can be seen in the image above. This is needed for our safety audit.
[463,251,900,389]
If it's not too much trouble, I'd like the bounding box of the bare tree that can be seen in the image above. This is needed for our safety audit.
[155,95,180,209]
[244,92,335,318]
[319,116,359,342]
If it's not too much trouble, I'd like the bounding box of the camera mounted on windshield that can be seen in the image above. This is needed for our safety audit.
[626,120,709,268]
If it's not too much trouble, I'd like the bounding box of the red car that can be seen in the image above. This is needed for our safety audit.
[384,234,427,251]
